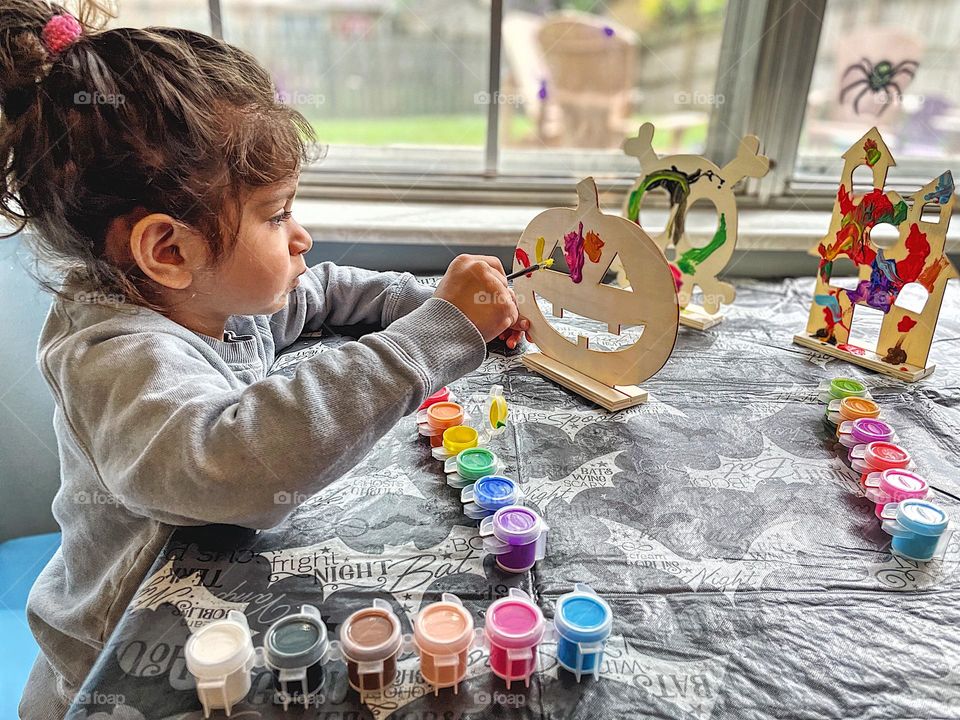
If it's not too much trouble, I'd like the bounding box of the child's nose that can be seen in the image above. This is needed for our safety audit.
[290,225,313,256]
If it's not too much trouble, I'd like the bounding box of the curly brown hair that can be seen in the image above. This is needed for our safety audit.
[0,1,319,309]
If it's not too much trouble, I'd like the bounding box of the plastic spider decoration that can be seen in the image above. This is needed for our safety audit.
[840,58,919,116]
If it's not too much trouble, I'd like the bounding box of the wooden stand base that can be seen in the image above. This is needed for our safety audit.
[680,305,725,330]
[522,352,648,411]
[792,334,935,382]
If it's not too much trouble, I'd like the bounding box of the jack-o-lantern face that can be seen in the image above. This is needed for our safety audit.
[513,177,679,388]
[622,123,769,314]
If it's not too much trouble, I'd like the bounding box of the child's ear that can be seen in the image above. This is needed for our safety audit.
[129,214,207,290]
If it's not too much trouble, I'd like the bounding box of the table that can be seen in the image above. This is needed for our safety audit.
[67,278,960,720]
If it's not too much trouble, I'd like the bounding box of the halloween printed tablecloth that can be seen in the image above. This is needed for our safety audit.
[67,278,960,720]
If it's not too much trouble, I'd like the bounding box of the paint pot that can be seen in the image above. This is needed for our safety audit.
[827,396,881,427]
[864,469,929,519]
[486,384,509,435]
[553,584,613,682]
[256,605,331,710]
[412,593,478,694]
[444,447,500,489]
[837,417,895,450]
[850,441,912,485]
[881,499,951,561]
[430,424,479,461]
[418,386,454,411]
[818,377,869,403]
[462,476,524,520]
[184,610,256,718]
[480,505,548,573]
[484,588,546,688]
[418,402,465,448]
[339,599,404,694]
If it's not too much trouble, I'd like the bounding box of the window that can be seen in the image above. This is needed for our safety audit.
[109,0,960,211]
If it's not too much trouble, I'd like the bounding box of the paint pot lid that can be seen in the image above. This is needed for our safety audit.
[418,387,450,410]
[414,593,474,655]
[427,402,464,429]
[865,442,911,470]
[840,396,880,419]
[851,418,894,444]
[492,505,544,545]
[484,589,545,649]
[896,499,950,536]
[473,476,520,510]
[339,600,403,663]
[457,447,498,479]
[264,605,328,670]
[554,584,612,645]
[443,425,478,453]
[879,469,928,500]
[830,378,866,399]
[185,611,254,679]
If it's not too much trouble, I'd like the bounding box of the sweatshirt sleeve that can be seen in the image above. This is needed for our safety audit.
[268,263,436,351]
[48,297,485,529]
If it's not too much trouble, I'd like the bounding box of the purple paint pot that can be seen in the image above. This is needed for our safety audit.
[479,505,548,573]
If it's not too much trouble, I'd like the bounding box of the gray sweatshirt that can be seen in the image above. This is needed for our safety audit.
[19,263,486,718]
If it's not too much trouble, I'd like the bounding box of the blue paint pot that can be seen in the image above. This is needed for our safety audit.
[553,584,612,681]
[881,499,951,562]
[461,475,523,520]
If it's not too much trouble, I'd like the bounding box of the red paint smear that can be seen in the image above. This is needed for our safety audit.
[898,316,918,333]
[837,343,866,356]
[897,223,930,284]
[901,366,908,371]
[514,248,534,277]
[838,184,855,215]
[669,263,683,292]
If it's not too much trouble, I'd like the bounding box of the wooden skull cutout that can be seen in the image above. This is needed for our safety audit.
[513,177,679,389]
[622,123,769,314]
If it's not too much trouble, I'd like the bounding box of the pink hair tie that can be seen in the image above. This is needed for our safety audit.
[41,12,83,55]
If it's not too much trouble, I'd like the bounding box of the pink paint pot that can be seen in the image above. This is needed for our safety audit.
[483,588,546,688]
[850,441,912,485]
[412,593,479,694]
[480,506,548,574]
[864,469,929,518]
[337,599,404,694]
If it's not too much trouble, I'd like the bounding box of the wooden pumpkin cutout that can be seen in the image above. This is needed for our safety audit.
[514,177,679,411]
[620,122,770,329]
[792,127,957,381]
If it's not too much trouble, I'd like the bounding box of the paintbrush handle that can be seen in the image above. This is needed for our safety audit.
[505,263,541,281]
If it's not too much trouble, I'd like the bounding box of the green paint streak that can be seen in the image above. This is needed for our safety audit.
[676,213,727,276]
[626,170,691,223]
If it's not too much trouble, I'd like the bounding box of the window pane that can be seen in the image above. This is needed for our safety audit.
[498,0,727,178]
[796,0,960,184]
[220,0,490,174]
[107,0,211,32]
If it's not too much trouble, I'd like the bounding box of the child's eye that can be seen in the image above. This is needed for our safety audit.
[270,210,293,226]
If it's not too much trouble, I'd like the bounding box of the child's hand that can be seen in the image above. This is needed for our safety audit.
[498,316,531,350]
[434,255,519,342]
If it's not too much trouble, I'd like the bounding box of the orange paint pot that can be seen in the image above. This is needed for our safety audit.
[425,402,464,447]
[413,593,477,694]
[338,599,404,694]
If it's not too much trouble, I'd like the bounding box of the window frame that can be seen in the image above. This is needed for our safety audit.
[208,0,946,212]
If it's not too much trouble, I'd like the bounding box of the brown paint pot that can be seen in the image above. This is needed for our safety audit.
[338,599,403,694]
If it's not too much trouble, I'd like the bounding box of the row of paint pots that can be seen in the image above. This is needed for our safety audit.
[184,586,612,716]
[416,385,508,459]
[821,378,952,562]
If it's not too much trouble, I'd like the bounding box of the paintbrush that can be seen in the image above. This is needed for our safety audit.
[505,258,555,281]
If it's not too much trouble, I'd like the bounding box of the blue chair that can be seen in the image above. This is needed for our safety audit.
[0,532,61,716]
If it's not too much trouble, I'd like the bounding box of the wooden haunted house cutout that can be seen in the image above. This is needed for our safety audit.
[793,127,956,381]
